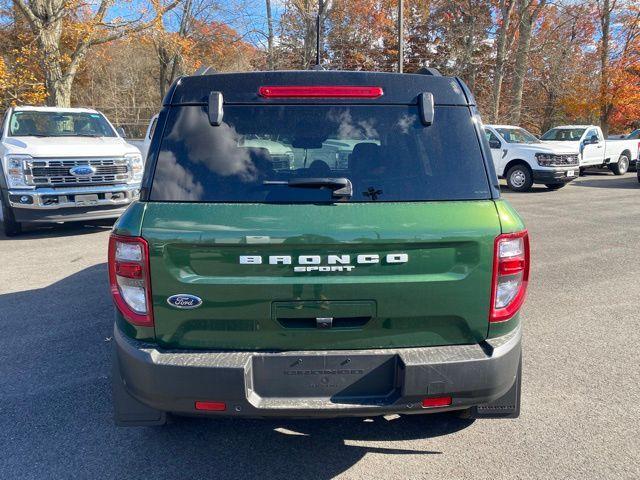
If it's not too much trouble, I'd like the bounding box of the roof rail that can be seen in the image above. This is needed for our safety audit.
[194,66,216,76]
[415,67,441,76]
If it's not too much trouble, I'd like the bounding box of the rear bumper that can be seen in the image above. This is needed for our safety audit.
[113,323,522,418]
[532,168,578,184]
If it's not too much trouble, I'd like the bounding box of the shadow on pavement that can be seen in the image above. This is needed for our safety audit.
[0,219,114,240]
[0,264,472,480]
[572,174,639,190]
[499,184,565,194]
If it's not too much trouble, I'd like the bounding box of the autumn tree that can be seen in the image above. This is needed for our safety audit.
[12,0,180,107]
[403,0,432,72]
[533,3,594,132]
[0,5,46,107]
[595,0,640,134]
[490,0,515,122]
[325,0,396,71]
[277,0,338,69]
[154,0,232,98]
[509,0,547,124]
[2,0,639,137]
[607,3,640,131]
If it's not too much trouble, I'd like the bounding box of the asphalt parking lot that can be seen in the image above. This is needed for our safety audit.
[1,172,639,480]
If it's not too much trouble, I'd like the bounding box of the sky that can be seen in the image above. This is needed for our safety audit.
[107,0,287,48]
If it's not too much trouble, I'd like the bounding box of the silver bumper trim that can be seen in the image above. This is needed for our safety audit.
[8,184,140,210]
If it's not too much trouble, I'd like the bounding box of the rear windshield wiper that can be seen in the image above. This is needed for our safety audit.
[264,177,353,199]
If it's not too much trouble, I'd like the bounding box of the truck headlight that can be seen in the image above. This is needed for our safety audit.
[125,153,144,182]
[535,153,555,166]
[3,154,33,189]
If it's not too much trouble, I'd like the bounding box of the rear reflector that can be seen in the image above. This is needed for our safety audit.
[195,401,227,411]
[422,396,452,408]
[258,85,384,98]
[115,262,143,279]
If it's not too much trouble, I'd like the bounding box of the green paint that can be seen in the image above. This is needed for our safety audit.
[135,201,509,350]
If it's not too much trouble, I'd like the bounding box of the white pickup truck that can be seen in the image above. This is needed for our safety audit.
[541,125,639,175]
[484,124,580,192]
[0,106,143,236]
[137,114,159,161]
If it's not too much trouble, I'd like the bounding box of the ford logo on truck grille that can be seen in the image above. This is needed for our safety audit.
[167,294,203,309]
[69,165,96,177]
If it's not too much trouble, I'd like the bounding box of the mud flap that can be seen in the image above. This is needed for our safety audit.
[467,354,521,419]
[112,352,167,427]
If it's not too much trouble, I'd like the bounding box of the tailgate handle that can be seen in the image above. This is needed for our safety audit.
[277,316,370,329]
[316,317,333,329]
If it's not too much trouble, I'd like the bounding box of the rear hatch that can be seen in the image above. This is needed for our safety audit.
[143,74,499,350]
[143,201,500,350]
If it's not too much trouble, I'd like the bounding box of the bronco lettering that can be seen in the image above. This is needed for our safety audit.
[239,253,408,272]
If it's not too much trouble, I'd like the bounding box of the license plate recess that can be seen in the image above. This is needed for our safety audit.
[250,354,399,401]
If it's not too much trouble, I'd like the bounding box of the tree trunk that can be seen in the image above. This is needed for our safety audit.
[510,0,534,125]
[37,19,71,106]
[541,90,556,133]
[158,0,192,99]
[599,0,611,136]
[266,0,275,70]
[491,0,514,122]
[303,11,315,69]
[159,49,169,99]
[540,20,578,133]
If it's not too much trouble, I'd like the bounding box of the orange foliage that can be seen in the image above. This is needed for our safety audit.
[188,21,259,72]
[0,28,47,107]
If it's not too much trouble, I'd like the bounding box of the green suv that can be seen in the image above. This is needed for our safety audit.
[110,71,528,426]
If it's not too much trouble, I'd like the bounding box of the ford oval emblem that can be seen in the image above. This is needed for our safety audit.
[167,294,202,309]
[70,165,96,177]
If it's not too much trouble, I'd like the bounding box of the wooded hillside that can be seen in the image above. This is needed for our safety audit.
[1,0,638,135]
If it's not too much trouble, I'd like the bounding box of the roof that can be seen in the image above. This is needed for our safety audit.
[486,124,522,129]
[164,70,475,107]
[12,106,99,114]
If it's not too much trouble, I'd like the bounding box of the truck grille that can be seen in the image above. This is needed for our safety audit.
[270,154,293,170]
[551,154,579,166]
[27,158,130,186]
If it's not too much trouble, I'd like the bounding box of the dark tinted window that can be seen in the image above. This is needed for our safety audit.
[541,128,586,141]
[485,129,500,144]
[150,105,490,203]
[9,111,116,137]
[627,129,639,139]
[495,127,540,144]
[148,117,158,139]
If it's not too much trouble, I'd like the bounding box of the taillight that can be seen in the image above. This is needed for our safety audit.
[490,231,530,323]
[108,234,153,327]
[258,85,384,98]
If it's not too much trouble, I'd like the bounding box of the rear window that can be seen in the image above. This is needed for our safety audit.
[150,105,491,203]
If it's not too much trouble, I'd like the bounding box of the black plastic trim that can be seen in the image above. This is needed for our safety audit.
[113,323,521,419]
[164,71,471,107]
